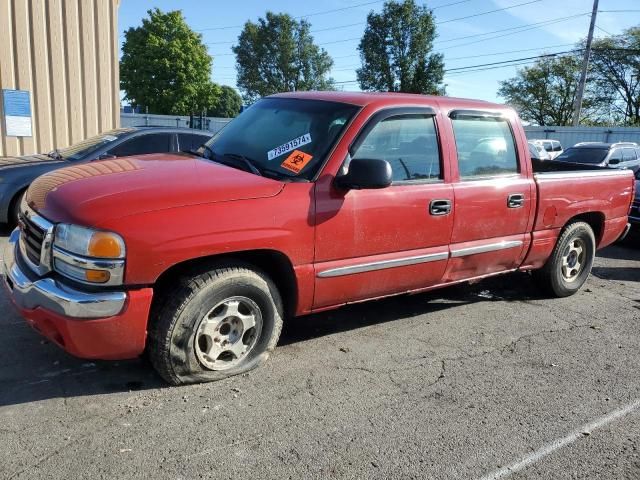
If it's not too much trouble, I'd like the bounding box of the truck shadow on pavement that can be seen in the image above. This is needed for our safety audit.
[1,243,634,407]
[592,243,640,283]
[0,270,547,407]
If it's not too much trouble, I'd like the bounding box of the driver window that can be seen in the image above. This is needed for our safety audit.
[609,149,623,162]
[351,115,441,182]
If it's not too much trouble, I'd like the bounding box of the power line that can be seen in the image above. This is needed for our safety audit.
[595,24,614,36]
[195,0,384,31]
[435,12,588,44]
[205,0,542,48]
[446,49,578,72]
[438,14,590,50]
[207,12,611,50]
[198,0,478,34]
[330,43,577,70]
[310,0,477,33]
[437,0,541,25]
[333,49,580,84]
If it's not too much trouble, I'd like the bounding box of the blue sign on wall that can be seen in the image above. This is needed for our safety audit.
[2,89,32,137]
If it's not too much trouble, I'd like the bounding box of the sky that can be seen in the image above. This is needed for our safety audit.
[118,0,640,103]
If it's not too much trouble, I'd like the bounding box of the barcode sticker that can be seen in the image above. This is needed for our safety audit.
[267,133,312,161]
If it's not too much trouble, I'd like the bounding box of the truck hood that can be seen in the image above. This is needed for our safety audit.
[27,153,285,225]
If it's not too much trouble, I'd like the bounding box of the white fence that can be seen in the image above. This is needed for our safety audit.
[120,113,231,134]
[524,126,640,147]
[121,113,640,148]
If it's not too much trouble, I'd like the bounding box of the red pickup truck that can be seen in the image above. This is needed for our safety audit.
[3,92,634,385]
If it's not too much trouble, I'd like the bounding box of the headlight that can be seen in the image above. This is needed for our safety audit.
[52,224,125,285]
[55,224,125,259]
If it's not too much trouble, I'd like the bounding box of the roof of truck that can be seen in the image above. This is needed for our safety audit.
[270,91,508,111]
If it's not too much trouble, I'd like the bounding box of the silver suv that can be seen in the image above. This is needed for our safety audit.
[556,142,640,172]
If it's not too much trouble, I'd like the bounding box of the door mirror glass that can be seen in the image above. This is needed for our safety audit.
[608,157,620,165]
[97,153,116,160]
[336,158,392,190]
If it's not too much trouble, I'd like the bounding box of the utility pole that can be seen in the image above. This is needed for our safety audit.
[572,0,599,126]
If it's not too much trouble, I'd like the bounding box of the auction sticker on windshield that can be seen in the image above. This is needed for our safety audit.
[281,150,313,174]
[267,133,312,161]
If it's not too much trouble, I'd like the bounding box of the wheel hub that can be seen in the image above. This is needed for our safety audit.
[194,296,261,371]
[561,238,585,282]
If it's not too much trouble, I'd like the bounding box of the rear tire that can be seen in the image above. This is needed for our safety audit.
[533,221,596,297]
[148,263,283,386]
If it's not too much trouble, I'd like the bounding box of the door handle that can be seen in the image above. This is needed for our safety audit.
[430,199,452,216]
[507,193,525,208]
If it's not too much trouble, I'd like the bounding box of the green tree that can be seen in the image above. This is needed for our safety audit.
[498,55,599,126]
[588,26,640,126]
[233,12,334,103]
[208,85,243,118]
[357,0,444,94]
[121,8,217,115]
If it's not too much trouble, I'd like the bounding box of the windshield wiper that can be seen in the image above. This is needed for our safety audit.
[47,149,64,160]
[221,153,263,177]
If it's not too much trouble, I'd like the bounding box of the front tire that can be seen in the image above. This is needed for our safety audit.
[9,189,26,227]
[148,264,283,385]
[533,221,596,297]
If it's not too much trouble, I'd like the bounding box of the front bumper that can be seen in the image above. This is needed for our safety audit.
[3,229,153,359]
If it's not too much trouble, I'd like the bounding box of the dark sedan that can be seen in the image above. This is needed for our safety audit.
[0,127,212,225]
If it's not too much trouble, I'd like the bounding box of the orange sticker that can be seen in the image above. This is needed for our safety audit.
[281,150,313,174]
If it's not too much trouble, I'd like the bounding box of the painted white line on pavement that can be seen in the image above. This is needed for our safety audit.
[478,398,640,480]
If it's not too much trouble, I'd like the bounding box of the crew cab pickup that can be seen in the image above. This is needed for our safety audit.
[3,92,635,385]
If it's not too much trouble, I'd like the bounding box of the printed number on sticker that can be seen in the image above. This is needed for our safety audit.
[267,133,312,161]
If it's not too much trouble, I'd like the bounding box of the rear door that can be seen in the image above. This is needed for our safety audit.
[313,108,454,309]
[444,110,534,282]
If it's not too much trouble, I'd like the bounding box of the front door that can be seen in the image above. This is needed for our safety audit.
[444,110,534,282]
[313,109,454,309]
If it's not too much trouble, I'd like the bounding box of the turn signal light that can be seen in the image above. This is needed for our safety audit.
[88,232,123,258]
[85,269,111,283]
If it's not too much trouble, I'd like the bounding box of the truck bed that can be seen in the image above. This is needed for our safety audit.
[531,158,610,173]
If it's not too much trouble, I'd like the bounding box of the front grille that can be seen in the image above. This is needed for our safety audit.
[20,214,46,265]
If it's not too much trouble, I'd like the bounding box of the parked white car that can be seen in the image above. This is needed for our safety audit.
[529,139,563,159]
[528,141,551,161]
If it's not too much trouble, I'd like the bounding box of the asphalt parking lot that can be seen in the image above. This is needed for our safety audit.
[1,232,639,480]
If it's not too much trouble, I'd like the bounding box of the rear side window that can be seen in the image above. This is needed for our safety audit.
[108,134,172,157]
[623,148,638,161]
[352,114,441,182]
[451,116,518,178]
[179,133,209,152]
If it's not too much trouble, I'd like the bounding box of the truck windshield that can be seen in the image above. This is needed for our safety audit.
[200,98,360,180]
[556,147,608,164]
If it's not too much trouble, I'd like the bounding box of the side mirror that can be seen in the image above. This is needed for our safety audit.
[608,158,620,165]
[97,153,116,160]
[335,158,392,190]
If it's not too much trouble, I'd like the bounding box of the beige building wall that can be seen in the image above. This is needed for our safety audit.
[0,0,120,157]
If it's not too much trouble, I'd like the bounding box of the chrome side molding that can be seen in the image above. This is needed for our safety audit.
[450,240,523,258]
[317,252,449,278]
[317,240,524,278]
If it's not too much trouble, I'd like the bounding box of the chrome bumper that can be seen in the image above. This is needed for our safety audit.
[3,229,127,318]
